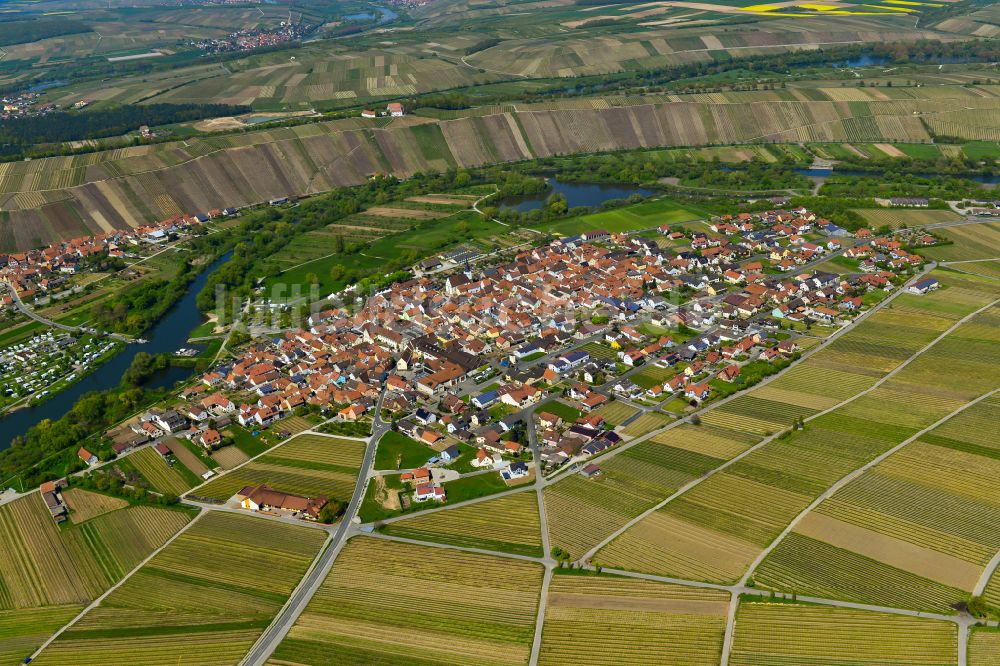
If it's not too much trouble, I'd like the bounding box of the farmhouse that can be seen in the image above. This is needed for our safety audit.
[908,278,940,295]
[39,480,67,522]
[238,484,327,520]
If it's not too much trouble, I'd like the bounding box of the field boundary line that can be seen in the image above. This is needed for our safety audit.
[30,508,206,661]
[721,387,1000,666]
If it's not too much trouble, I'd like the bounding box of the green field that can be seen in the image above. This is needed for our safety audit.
[373,431,431,471]
[536,199,705,236]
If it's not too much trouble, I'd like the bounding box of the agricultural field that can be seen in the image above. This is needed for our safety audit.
[921,223,1000,263]
[729,601,958,666]
[594,274,1000,583]
[0,493,192,609]
[128,446,195,496]
[269,536,543,665]
[969,629,1000,666]
[211,445,250,470]
[0,605,83,666]
[545,422,740,560]
[538,574,728,665]
[61,488,128,523]
[591,401,639,427]
[32,512,327,666]
[190,433,365,503]
[536,198,705,236]
[620,412,672,438]
[754,393,1000,613]
[855,208,961,229]
[381,491,543,556]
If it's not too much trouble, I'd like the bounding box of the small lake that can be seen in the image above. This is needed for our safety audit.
[0,251,233,450]
[343,6,397,23]
[500,177,655,213]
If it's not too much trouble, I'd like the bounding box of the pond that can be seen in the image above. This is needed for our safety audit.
[499,177,655,213]
[0,251,233,450]
[342,6,398,23]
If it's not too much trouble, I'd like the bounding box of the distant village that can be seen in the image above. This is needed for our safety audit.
[191,22,311,54]
[0,209,233,305]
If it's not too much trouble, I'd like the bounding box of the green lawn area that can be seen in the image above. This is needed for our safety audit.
[0,320,46,346]
[374,431,431,471]
[534,198,705,236]
[816,254,861,273]
[661,397,689,414]
[522,351,547,362]
[489,403,517,420]
[443,472,509,503]
[187,319,219,339]
[224,425,274,458]
[961,141,1000,161]
[265,210,507,298]
[890,143,941,160]
[541,400,582,423]
[631,365,676,390]
[862,288,891,307]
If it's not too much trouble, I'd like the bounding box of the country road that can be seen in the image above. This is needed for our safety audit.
[1,280,137,344]
[239,388,390,666]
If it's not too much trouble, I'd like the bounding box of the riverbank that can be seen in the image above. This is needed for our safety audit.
[0,250,233,450]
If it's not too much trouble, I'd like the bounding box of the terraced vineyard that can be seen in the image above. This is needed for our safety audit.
[32,512,326,666]
[730,602,958,665]
[191,433,365,503]
[381,491,543,556]
[538,574,728,665]
[269,536,543,665]
[4,91,1000,250]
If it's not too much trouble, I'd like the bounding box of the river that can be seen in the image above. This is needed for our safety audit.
[0,251,232,450]
[795,167,1000,184]
[500,177,655,213]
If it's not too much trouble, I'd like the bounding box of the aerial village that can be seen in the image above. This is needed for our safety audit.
[47,202,940,522]
[10,198,946,523]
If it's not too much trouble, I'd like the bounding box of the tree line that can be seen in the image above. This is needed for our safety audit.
[0,103,250,152]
